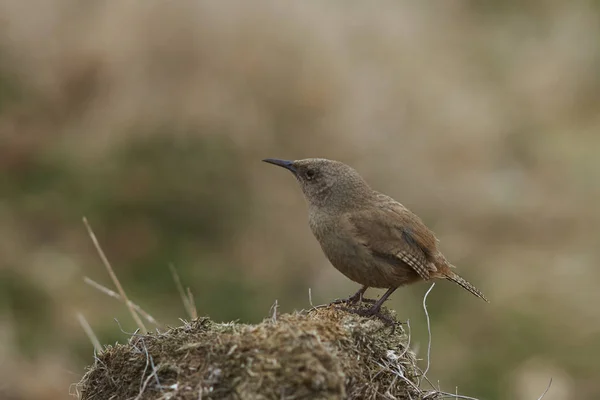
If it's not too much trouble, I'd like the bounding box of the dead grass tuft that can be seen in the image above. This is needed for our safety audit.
[76,305,438,399]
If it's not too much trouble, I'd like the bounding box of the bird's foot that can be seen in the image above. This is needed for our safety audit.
[330,295,377,306]
[309,292,375,314]
[330,289,376,306]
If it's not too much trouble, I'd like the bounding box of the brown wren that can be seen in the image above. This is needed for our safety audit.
[263,158,488,319]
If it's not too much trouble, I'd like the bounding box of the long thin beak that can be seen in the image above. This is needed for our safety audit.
[262,158,296,173]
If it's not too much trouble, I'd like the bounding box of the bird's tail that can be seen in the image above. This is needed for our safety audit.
[444,271,489,303]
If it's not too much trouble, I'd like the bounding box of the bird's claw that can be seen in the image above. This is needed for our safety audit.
[330,294,377,306]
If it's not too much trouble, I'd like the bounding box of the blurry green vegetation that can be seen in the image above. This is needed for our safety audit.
[1,127,264,312]
[0,53,23,113]
[0,71,20,112]
[0,269,54,357]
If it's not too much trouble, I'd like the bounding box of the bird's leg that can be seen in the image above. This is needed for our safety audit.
[346,287,399,325]
[331,285,376,305]
[346,285,372,304]
[362,287,398,315]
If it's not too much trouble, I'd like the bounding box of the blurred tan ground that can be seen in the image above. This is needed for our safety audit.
[0,1,599,399]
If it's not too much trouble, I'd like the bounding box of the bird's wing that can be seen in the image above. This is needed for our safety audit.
[346,200,439,280]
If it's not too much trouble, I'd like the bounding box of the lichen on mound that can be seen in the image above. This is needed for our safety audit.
[77,305,438,399]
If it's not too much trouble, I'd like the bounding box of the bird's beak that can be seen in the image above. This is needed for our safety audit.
[262,158,297,173]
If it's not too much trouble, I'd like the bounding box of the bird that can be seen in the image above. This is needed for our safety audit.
[262,157,488,319]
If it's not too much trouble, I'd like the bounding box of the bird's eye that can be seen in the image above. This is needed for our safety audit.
[305,169,316,180]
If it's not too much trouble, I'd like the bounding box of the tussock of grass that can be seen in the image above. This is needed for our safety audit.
[76,305,435,399]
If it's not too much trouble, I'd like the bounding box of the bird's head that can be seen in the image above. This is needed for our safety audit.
[262,158,372,210]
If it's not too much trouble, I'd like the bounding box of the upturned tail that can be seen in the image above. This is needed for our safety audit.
[444,271,489,302]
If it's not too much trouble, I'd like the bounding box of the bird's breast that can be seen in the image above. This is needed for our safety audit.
[308,212,401,288]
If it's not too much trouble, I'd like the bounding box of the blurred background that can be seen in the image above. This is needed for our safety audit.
[1,1,599,399]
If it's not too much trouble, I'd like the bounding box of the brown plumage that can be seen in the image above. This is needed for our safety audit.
[263,157,488,317]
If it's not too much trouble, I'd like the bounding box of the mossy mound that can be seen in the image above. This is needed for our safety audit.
[77,305,438,399]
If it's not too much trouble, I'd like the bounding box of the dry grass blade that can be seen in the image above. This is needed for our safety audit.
[186,287,198,320]
[270,299,279,323]
[420,282,436,385]
[537,378,552,400]
[84,277,160,326]
[83,216,148,334]
[77,312,102,353]
[436,392,481,399]
[168,263,195,320]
